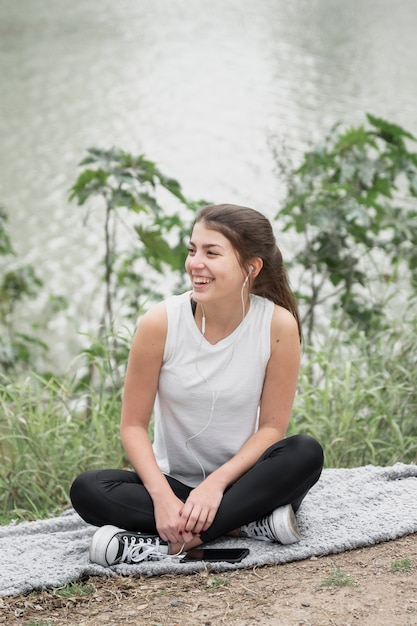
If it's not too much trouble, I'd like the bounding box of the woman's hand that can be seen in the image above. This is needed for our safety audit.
[178,478,224,538]
[153,493,192,545]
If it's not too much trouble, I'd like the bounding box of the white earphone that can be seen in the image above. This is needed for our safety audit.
[243,265,254,286]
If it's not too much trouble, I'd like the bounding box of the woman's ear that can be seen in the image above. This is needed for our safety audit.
[248,258,263,278]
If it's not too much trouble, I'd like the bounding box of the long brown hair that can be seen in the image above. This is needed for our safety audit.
[194,204,301,340]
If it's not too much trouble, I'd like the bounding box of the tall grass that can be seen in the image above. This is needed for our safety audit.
[288,325,417,467]
[0,371,125,524]
[1,323,416,523]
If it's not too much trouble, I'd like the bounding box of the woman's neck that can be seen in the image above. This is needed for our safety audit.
[196,297,250,344]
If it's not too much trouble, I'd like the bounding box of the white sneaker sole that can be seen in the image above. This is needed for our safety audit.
[89,525,122,566]
[270,505,301,544]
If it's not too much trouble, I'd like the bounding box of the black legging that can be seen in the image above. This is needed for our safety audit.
[70,434,323,544]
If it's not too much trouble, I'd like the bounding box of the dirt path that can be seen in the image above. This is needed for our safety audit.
[2,534,416,625]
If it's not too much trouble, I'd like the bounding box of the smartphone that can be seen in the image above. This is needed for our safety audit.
[181,548,249,563]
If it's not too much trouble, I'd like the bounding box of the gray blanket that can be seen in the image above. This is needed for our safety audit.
[1,463,417,597]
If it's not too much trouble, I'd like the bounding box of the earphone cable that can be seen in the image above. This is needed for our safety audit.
[185,276,250,480]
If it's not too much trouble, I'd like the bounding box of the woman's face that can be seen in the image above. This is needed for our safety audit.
[185,221,246,305]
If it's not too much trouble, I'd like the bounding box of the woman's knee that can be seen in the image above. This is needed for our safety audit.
[261,433,323,469]
[69,470,100,516]
[288,434,324,471]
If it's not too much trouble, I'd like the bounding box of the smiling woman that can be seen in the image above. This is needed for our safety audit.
[69,203,323,568]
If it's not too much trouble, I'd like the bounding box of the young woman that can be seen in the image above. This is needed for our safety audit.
[70,204,324,566]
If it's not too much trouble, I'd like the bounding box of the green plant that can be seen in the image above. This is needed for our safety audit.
[288,320,417,468]
[320,565,355,588]
[0,366,125,521]
[69,148,206,332]
[0,207,58,373]
[207,576,229,589]
[391,558,412,572]
[53,580,96,598]
[69,148,208,386]
[275,114,417,343]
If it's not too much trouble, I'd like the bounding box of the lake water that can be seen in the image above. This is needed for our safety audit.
[1,0,417,367]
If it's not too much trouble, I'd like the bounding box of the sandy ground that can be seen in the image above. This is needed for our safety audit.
[1,533,416,626]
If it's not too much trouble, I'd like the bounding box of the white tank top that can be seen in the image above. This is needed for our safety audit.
[152,291,274,487]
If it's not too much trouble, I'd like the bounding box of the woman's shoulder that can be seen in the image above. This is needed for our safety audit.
[250,295,298,337]
[164,291,191,310]
[138,292,190,330]
[132,301,166,345]
[270,304,300,343]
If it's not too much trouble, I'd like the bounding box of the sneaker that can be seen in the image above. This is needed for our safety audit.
[89,525,172,566]
[239,504,301,545]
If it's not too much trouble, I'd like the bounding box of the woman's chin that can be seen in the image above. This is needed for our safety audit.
[191,287,208,300]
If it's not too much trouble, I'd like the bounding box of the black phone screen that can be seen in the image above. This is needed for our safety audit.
[181,548,249,563]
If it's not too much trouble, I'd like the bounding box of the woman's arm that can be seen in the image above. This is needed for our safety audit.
[120,303,192,544]
[178,305,301,536]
